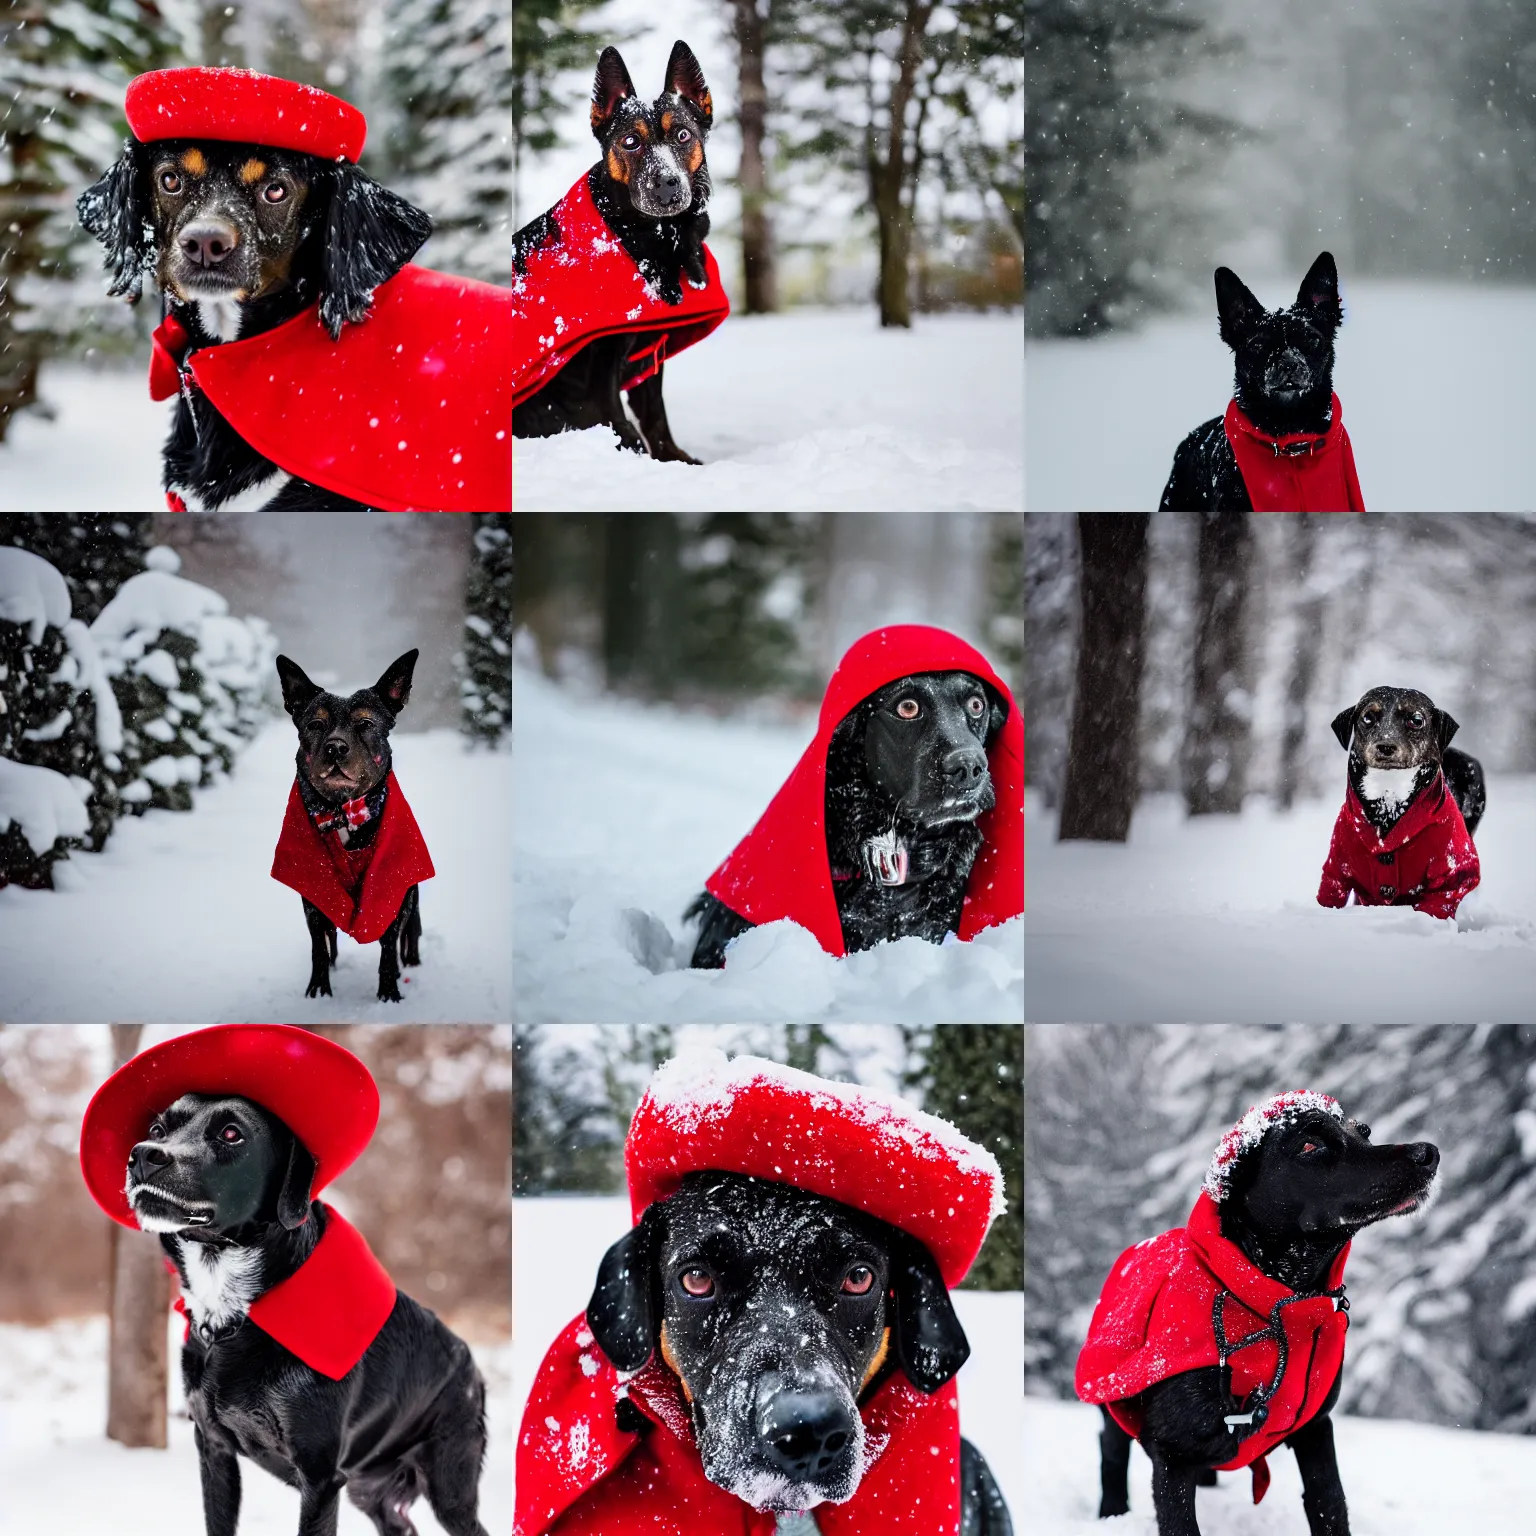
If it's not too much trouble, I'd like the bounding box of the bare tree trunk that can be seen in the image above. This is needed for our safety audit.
[0,128,47,443]
[731,0,778,313]
[870,1,934,328]
[602,514,681,694]
[1277,516,1324,810]
[1183,511,1254,816]
[107,1024,169,1449]
[1059,514,1149,842]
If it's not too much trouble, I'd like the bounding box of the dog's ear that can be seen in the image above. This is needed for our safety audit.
[587,1206,661,1372]
[592,46,638,140]
[664,40,713,130]
[1330,705,1357,752]
[1296,250,1342,331]
[318,163,432,341]
[275,1135,317,1230]
[275,655,323,718]
[890,1232,970,1394]
[78,141,153,303]
[1435,709,1460,751]
[372,649,418,716]
[1214,266,1265,350]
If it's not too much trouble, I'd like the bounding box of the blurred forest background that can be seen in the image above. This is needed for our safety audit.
[514,0,1023,323]
[1025,514,1536,836]
[514,1023,1022,1290]
[0,0,510,440]
[1026,0,1536,336]
[1027,1023,1536,1434]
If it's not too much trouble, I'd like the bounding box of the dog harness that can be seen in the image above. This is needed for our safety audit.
[512,172,730,410]
[1076,1192,1351,1504]
[1224,392,1365,511]
[1317,771,1479,920]
[271,769,434,943]
[702,627,1023,958]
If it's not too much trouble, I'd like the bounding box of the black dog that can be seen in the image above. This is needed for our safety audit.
[275,650,423,1002]
[1097,1107,1438,1536]
[79,138,431,509]
[126,1091,488,1536]
[1160,252,1343,510]
[1331,686,1485,837]
[512,41,713,463]
[589,1170,1012,1533]
[688,670,1007,967]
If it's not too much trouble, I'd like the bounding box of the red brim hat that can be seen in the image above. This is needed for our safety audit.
[125,68,367,162]
[81,1024,379,1231]
[625,1050,1007,1288]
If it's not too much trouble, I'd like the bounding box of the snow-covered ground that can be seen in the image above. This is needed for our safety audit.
[1027,282,1536,510]
[1025,780,1536,1023]
[514,310,1024,511]
[513,1197,1023,1526]
[513,665,1023,1023]
[0,365,168,511]
[0,722,510,1023]
[0,1315,511,1534]
[1024,1395,1536,1535]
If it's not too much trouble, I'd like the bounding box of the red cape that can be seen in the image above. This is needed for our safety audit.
[515,1315,961,1536]
[149,264,512,511]
[1076,1193,1350,1503]
[704,626,1023,957]
[1224,392,1365,511]
[173,1204,396,1381]
[512,173,730,410]
[270,771,434,943]
[1317,771,1479,920]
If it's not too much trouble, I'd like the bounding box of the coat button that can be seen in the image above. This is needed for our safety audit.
[1379,885,1396,900]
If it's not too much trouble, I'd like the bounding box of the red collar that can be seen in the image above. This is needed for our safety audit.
[1185,1192,1350,1314]
[1223,392,1365,511]
[1342,771,1452,853]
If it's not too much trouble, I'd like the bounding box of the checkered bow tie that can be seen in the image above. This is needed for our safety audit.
[310,794,375,833]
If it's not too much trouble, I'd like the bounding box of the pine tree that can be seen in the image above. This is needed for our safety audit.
[512,1025,627,1195]
[984,513,1023,691]
[0,513,151,622]
[460,513,513,745]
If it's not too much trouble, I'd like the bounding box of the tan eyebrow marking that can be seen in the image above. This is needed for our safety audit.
[239,157,267,184]
[179,147,206,175]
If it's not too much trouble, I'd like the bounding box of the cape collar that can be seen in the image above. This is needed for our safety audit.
[1185,1193,1350,1318]
[1223,391,1366,512]
[1342,770,1451,853]
[1225,393,1337,457]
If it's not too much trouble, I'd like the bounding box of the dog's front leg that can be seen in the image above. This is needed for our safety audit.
[601,341,650,455]
[626,368,701,464]
[1289,1413,1351,1536]
[377,904,405,1003]
[1147,1446,1202,1536]
[303,899,334,998]
[295,1470,345,1536]
[400,883,422,968]
[195,1423,242,1536]
[1097,1408,1133,1517]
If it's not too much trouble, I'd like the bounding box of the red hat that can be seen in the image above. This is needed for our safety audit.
[81,1024,379,1231]
[125,68,367,162]
[625,1050,1007,1288]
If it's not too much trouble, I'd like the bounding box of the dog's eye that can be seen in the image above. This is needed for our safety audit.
[218,1124,244,1145]
[149,1122,165,1140]
[1298,1141,1324,1156]
[263,182,287,204]
[1407,713,1425,729]
[896,699,920,720]
[621,133,641,150]
[675,128,692,143]
[679,1269,714,1298]
[841,1266,875,1296]
[966,695,985,718]
[159,171,182,195]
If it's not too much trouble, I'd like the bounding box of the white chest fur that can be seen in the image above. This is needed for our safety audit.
[173,1239,264,1334]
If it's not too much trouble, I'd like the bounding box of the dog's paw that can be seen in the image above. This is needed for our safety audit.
[305,977,333,998]
[377,980,404,1003]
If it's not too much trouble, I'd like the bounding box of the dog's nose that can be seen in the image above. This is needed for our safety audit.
[179,221,239,267]
[1408,1141,1439,1171]
[757,1389,854,1481]
[128,1142,171,1178]
[324,737,349,763]
[943,746,988,791]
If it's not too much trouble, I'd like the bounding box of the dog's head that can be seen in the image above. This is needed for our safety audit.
[126,1092,316,1237]
[586,1172,969,1512]
[275,649,417,804]
[1331,685,1457,828]
[590,41,713,220]
[78,138,431,341]
[1216,251,1342,434]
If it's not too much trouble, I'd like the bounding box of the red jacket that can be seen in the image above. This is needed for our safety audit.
[512,173,730,410]
[705,626,1023,957]
[1317,773,1479,920]
[1076,1193,1350,1504]
[515,1315,961,1536]
[270,772,434,943]
[150,264,512,511]
[1224,393,1365,511]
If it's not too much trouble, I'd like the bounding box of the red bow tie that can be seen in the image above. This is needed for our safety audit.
[149,313,194,402]
[310,793,376,834]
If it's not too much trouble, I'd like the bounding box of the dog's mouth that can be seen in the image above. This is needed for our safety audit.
[128,1183,215,1229]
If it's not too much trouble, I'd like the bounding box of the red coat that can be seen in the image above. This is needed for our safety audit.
[150,264,512,511]
[1224,393,1365,511]
[704,626,1023,957]
[1076,1193,1351,1504]
[515,1315,961,1536]
[270,772,434,943]
[512,174,730,410]
[1317,773,1478,920]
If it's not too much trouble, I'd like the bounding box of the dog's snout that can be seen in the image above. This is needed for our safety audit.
[943,747,987,792]
[1408,1141,1439,1171]
[757,1388,854,1481]
[129,1141,172,1178]
[179,220,239,267]
[323,737,350,763]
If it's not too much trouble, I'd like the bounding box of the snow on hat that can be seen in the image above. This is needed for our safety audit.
[125,68,367,162]
[1203,1090,1344,1203]
[81,1024,379,1230]
[625,1048,1008,1288]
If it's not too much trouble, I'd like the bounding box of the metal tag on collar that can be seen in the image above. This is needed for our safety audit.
[864,829,909,886]
[1223,1410,1256,1431]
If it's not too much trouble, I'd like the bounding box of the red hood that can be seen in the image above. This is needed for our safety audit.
[150,264,511,511]
[270,771,434,943]
[1076,1193,1350,1503]
[512,173,730,410]
[704,626,1022,956]
[515,1314,962,1536]
[1224,392,1365,511]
